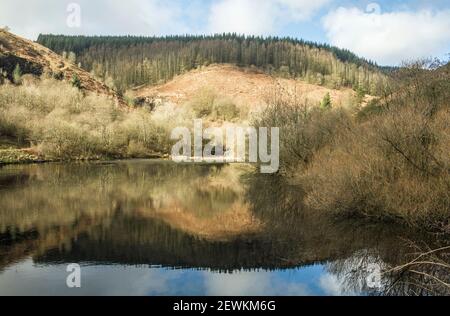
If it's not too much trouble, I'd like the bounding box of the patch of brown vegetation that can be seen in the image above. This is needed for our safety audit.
[255,60,450,233]
[136,64,360,110]
[0,29,126,107]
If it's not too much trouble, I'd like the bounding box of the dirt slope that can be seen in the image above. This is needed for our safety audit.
[0,29,125,106]
[136,64,358,109]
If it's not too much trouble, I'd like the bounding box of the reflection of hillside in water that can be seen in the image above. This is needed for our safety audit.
[0,161,448,295]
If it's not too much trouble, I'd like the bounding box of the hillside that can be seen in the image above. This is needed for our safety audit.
[37,34,389,95]
[0,30,169,164]
[135,64,362,110]
[0,29,125,106]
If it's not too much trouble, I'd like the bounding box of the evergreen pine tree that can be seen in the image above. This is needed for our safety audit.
[71,73,82,89]
[321,92,332,110]
[12,64,22,84]
[36,34,387,95]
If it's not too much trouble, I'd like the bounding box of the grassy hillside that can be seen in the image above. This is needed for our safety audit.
[37,34,389,94]
[134,64,365,111]
[0,30,169,163]
[0,29,125,106]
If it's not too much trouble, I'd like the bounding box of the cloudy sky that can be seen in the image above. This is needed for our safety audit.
[0,259,351,296]
[1,0,449,65]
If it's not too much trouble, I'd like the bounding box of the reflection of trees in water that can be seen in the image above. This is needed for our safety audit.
[0,162,264,271]
[0,162,448,295]
[325,250,388,295]
[244,172,450,296]
[33,210,295,271]
[0,162,244,232]
[242,172,303,223]
[325,242,450,296]
[383,242,450,296]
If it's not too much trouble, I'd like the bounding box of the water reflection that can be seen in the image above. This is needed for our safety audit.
[0,160,448,296]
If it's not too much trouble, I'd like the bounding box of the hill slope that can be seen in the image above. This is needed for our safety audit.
[0,29,125,106]
[135,64,361,110]
[37,34,388,94]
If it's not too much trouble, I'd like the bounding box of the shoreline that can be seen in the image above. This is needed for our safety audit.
[1,151,448,236]
[0,148,167,167]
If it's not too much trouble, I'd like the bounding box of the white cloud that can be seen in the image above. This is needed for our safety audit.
[208,0,276,35]
[0,0,189,40]
[207,0,331,35]
[319,274,348,296]
[1,0,332,40]
[322,7,450,65]
[203,270,310,296]
[277,0,332,21]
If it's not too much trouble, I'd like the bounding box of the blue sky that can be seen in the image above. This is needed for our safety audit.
[1,0,449,65]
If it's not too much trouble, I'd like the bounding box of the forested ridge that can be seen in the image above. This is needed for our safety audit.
[37,34,389,94]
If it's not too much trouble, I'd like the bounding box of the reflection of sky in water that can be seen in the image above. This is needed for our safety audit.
[0,259,354,296]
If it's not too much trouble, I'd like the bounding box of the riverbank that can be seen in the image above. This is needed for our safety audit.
[254,61,450,234]
[0,148,48,165]
[0,147,167,166]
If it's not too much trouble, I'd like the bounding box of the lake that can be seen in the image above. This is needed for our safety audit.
[0,160,447,296]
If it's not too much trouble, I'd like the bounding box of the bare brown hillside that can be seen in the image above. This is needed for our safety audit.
[0,29,125,106]
[136,64,361,109]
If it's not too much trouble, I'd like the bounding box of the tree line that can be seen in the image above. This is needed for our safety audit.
[37,34,389,94]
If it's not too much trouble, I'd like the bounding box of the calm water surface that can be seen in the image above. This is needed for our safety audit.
[0,160,447,296]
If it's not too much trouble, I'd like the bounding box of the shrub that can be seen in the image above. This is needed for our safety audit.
[303,108,450,231]
[356,98,383,121]
[53,71,64,80]
[126,140,149,158]
[191,88,216,117]
[256,62,450,232]
[71,73,81,89]
[0,77,171,160]
[320,92,332,110]
[213,98,239,121]
[254,92,353,172]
